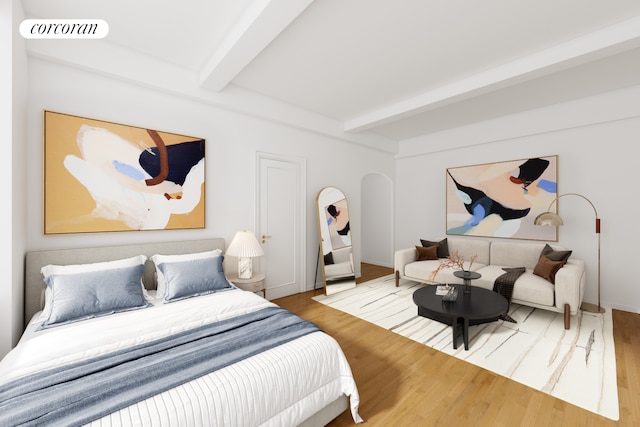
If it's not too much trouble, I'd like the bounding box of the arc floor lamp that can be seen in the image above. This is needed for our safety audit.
[534,193,604,314]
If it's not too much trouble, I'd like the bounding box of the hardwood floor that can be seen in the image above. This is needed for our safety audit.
[275,264,640,426]
[356,263,394,284]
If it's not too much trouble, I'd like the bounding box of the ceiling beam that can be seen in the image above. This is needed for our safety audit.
[199,0,313,92]
[344,16,640,133]
[24,36,396,154]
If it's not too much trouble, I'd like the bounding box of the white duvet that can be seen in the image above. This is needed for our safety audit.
[0,289,363,426]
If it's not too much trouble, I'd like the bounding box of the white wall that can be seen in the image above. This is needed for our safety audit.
[395,85,640,314]
[1,0,28,358]
[25,58,394,273]
[0,0,12,361]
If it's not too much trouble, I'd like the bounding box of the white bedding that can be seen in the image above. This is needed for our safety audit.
[0,289,363,426]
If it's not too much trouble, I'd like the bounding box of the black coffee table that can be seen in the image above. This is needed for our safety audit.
[413,284,508,350]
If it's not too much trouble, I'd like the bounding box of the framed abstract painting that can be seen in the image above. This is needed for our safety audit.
[44,111,205,234]
[446,155,558,241]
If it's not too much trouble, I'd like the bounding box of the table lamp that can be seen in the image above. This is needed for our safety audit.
[226,230,264,279]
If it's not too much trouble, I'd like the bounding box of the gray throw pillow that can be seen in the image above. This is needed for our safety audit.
[540,244,572,262]
[41,264,149,329]
[158,255,233,302]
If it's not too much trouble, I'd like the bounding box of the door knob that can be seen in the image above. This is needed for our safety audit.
[262,234,272,243]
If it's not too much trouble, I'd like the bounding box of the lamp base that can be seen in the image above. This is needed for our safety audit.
[237,257,253,279]
[581,302,606,314]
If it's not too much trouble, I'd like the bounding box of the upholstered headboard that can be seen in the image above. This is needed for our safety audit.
[24,238,226,327]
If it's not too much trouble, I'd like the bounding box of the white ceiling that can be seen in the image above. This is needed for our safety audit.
[21,0,640,152]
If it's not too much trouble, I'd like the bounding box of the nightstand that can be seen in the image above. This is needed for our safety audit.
[228,273,266,298]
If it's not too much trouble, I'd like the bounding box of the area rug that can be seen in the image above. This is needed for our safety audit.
[313,275,619,420]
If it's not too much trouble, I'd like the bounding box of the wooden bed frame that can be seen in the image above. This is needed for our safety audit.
[23,238,348,426]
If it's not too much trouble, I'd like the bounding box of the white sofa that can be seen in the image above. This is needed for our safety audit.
[394,237,586,329]
[324,246,355,280]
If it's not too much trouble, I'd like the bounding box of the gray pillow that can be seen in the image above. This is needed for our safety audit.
[540,244,572,262]
[41,264,149,329]
[158,255,233,302]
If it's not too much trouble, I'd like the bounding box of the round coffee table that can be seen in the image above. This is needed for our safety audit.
[413,284,508,350]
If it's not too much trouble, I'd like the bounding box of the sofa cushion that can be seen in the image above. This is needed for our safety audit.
[404,260,440,283]
[405,260,486,284]
[447,238,491,266]
[325,262,353,278]
[490,241,547,270]
[415,245,438,261]
[511,272,556,306]
[331,246,352,263]
[420,238,449,258]
[474,265,555,306]
[540,244,572,262]
[533,256,565,284]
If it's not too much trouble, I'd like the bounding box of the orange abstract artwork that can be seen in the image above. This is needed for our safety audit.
[44,111,205,234]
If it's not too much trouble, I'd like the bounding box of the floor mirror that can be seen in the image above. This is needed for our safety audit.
[316,187,356,295]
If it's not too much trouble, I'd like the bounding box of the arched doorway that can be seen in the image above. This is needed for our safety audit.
[361,172,393,268]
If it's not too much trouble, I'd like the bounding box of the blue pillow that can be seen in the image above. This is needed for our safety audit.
[40,264,150,329]
[157,255,233,302]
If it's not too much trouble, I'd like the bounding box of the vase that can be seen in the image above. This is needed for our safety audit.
[453,269,479,295]
[460,270,472,294]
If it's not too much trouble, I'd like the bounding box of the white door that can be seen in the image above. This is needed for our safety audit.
[257,153,306,299]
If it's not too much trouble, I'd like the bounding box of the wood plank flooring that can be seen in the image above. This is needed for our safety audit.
[274,263,640,426]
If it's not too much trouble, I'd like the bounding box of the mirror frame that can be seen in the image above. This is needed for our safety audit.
[316,187,356,295]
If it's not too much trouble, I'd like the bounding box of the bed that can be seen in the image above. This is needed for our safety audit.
[0,239,362,426]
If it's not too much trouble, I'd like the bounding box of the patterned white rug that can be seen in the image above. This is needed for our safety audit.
[313,275,619,420]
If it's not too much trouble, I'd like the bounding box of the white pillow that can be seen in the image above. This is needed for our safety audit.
[41,255,148,277]
[39,255,148,322]
[150,249,222,300]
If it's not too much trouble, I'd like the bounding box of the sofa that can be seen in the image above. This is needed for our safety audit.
[323,246,355,281]
[394,237,586,329]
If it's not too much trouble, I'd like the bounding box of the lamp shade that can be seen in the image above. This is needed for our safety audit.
[226,231,264,258]
[534,211,564,227]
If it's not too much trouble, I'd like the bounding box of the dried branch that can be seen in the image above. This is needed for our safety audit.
[428,250,478,283]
